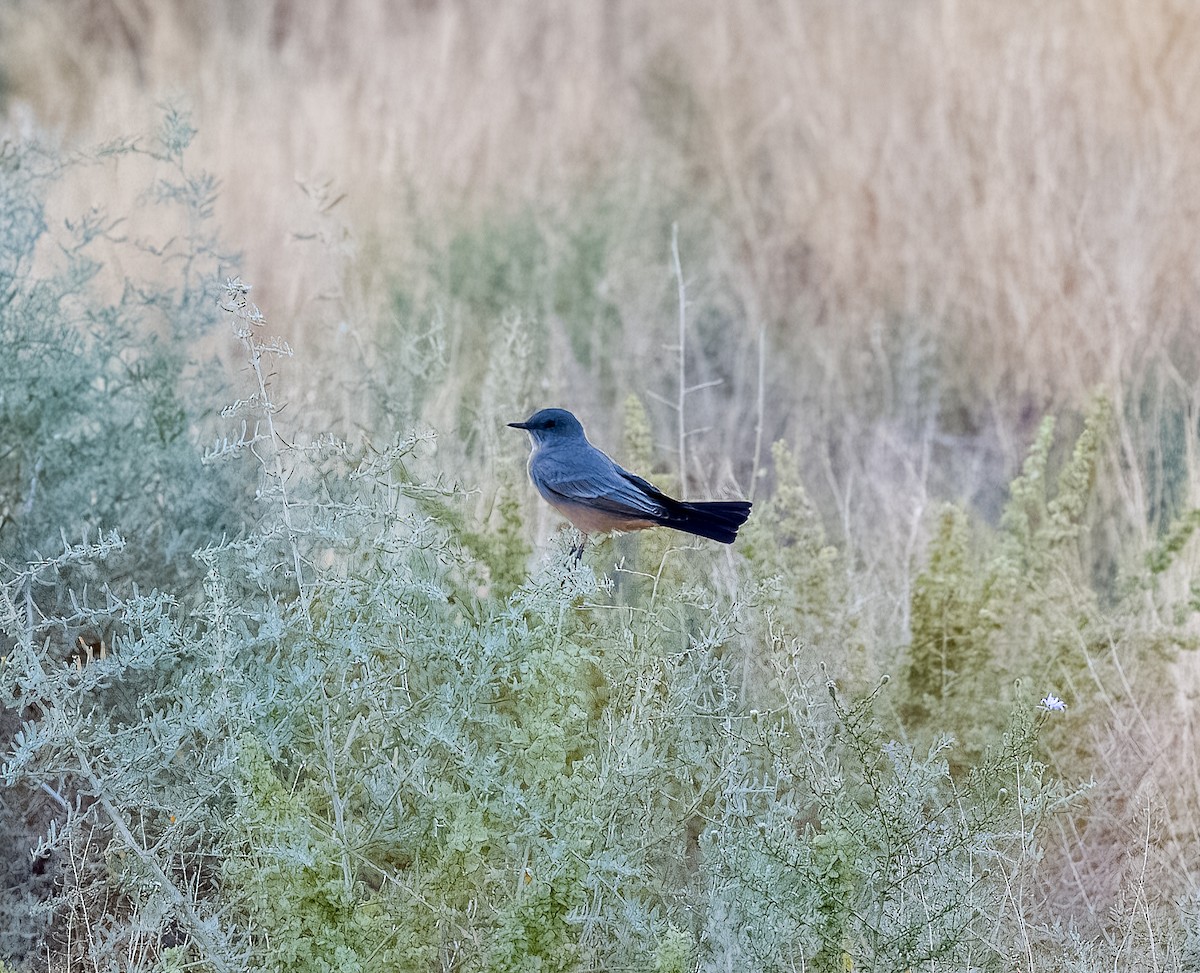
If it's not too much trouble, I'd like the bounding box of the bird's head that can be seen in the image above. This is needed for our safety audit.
[508,408,586,446]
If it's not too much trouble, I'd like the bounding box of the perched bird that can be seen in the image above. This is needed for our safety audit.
[508,408,751,554]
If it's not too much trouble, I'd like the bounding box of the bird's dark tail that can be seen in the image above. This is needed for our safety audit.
[658,499,752,544]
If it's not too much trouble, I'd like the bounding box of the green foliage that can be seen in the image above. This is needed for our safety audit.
[1147,507,1200,577]
[903,505,999,726]
[900,398,1133,763]
[1141,506,1200,627]
[486,876,583,973]
[0,111,251,965]
[651,924,694,973]
[427,200,623,375]
[702,668,1072,972]
[623,394,655,473]
[0,108,249,594]
[223,738,412,973]
[5,118,1192,973]
[998,398,1110,579]
[383,189,671,437]
[739,441,857,675]
[1125,369,1196,532]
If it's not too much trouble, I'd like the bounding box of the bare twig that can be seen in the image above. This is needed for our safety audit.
[750,321,766,504]
[671,223,689,498]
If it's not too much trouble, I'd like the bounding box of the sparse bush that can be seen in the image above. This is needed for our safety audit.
[899,400,1131,762]
[0,111,251,964]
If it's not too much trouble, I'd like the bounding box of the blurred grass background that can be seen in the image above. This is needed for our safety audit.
[4,0,1200,964]
[8,0,1200,534]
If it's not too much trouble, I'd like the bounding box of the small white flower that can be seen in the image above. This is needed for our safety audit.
[1040,693,1067,712]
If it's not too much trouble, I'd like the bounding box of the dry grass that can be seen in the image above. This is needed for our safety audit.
[7,1,1200,447]
[6,0,1200,954]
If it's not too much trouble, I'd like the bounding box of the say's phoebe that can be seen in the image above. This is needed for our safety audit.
[509,408,752,550]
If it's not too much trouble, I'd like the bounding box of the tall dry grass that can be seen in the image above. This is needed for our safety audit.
[6,0,1200,949]
[6,2,1200,439]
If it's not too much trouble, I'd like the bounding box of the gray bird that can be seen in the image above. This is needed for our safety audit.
[509,408,751,553]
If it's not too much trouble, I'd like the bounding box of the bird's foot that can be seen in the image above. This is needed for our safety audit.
[571,531,588,562]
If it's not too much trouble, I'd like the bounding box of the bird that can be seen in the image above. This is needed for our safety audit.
[508,408,751,555]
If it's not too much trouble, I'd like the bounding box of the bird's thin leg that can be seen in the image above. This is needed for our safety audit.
[572,531,588,562]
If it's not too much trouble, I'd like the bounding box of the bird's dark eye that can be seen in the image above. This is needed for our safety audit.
[545,419,556,428]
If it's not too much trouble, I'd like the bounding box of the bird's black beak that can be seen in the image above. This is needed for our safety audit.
[507,421,531,430]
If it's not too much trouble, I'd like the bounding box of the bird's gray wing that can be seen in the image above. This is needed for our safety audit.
[533,449,667,518]
[615,469,676,505]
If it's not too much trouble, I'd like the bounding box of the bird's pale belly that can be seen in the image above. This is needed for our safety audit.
[547,499,658,534]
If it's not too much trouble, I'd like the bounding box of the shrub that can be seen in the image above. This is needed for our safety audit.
[2,115,1170,973]
[0,109,251,964]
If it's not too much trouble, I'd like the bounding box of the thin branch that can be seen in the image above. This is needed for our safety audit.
[751,321,766,504]
[671,222,689,498]
[70,740,237,972]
